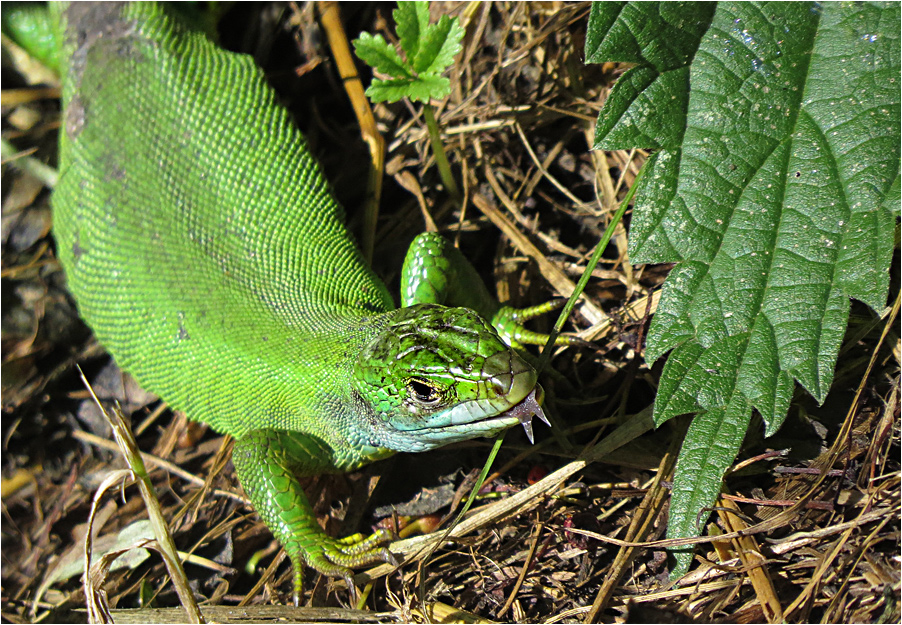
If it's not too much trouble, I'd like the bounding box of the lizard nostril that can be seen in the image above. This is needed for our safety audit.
[491,375,511,396]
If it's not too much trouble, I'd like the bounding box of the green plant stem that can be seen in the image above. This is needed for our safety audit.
[417,431,506,605]
[536,156,647,375]
[422,103,460,201]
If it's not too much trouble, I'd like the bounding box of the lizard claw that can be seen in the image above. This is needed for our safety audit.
[288,528,396,605]
[492,301,589,350]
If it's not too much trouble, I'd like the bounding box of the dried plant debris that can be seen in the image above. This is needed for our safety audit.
[2,2,898,623]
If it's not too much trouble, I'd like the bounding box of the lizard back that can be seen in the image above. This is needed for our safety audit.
[53,3,394,437]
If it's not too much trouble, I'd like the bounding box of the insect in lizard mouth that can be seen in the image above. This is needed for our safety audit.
[495,386,549,444]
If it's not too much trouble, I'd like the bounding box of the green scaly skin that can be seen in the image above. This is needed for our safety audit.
[45,2,550,600]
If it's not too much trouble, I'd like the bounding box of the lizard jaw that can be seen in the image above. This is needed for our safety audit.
[388,384,549,450]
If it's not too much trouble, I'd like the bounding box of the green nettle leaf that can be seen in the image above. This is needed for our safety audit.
[588,0,900,577]
[395,1,430,64]
[353,1,463,104]
[352,32,410,79]
[366,74,451,104]
[407,74,452,102]
[412,14,465,76]
[587,1,716,149]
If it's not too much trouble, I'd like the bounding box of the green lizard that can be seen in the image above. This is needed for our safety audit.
[26,1,561,600]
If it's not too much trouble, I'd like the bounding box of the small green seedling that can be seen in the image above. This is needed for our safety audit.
[353,1,464,199]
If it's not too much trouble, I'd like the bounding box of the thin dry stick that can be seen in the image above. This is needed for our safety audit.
[514,121,589,208]
[72,429,247,505]
[611,577,750,605]
[0,86,61,106]
[393,170,438,232]
[716,497,783,623]
[473,183,605,325]
[562,503,892,573]
[577,288,660,344]
[765,506,895,556]
[590,144,633,287]
[782,292,900,620]
[822,512,895,622]
[355,407,656,585]
[238,550,289,608]
[784,492,895,619]
[316,1,384,262]
[583,425,681,623]
[499,520,545,616]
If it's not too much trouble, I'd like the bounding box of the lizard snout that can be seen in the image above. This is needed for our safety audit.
[482,349,536,405]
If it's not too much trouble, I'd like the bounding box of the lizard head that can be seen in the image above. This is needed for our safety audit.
[353,304,548,453]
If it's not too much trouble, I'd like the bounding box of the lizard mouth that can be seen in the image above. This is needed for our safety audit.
[407,384,549,447]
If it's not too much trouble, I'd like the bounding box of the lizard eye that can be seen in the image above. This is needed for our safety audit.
[407,377,441,405]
